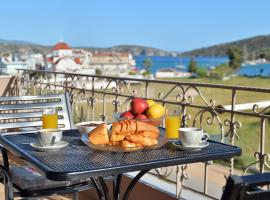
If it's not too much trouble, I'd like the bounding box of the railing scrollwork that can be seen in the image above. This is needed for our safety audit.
[15,69,270,200]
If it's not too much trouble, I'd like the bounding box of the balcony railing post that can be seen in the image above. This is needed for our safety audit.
[181,105,187,128]
[229,89,237,175]
[91,77,95,121]
[176,165,181,199]
[145,81,149,98]
[54,73,57,93]
[101,93,106,121]
[259,118,266,173]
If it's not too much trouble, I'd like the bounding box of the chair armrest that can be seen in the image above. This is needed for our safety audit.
[0,164,14,199]
[241,173,270,187]
[0,144,10,171]
[222,173,270,200]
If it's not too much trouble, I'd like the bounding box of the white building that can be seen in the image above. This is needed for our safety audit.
[90,52,136,76]
[45,42,136,76]
[48,42,80,72]
[155,68,192,78]
[0,54,30,75]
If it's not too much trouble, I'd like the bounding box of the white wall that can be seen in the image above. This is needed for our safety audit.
[155,72,175,78]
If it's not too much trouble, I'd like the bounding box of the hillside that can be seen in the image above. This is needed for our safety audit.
[0,39,177,56]
[2,35,270,58]
[182,35,270,57]
[0,39,51,55]
[83,45,179,56]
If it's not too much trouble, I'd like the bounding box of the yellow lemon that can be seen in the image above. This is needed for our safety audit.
[146,99,156,107]
[146,104,165,119]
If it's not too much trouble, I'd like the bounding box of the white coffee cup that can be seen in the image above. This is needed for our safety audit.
[178,127,209,147]
[37,129,62,146]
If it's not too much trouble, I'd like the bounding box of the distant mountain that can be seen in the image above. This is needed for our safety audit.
[182,35,270,57]
[81,45,179,56]
[0,39,51,55]
[2,35,270,58]
[0,39,37,45]
[0,39,178,56]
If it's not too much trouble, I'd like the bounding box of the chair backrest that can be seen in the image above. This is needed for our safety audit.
[0,93,73,132]
[221,173,270,200]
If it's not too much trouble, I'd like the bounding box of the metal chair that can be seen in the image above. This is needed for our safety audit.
[0,93,96,200]
[221,173,270,200]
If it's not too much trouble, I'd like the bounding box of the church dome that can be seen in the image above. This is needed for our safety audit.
[52,42,71,51]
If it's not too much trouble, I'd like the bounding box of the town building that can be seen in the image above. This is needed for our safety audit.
[47,42,81,73]
[90,52,135,76]
[0,53,30,75]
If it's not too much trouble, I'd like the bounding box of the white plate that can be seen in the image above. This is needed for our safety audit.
[172,140,209,151]
[76,122,112,136]
[30,141,68,151]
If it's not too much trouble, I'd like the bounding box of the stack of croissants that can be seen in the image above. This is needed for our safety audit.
[88,119,159,148]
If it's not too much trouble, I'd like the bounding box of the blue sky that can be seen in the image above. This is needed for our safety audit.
[1,0,270,51]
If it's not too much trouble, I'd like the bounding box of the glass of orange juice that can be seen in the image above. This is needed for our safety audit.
[42,108,58,129]
[165,110,181,140]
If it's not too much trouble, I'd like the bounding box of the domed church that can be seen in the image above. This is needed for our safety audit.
[49,42,80,72]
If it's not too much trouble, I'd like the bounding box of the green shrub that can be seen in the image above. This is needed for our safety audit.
[142,71,151,77]
[209,63,234,79]
[128,71,137,75]
[95,68,102,75]
[196,67,208,78]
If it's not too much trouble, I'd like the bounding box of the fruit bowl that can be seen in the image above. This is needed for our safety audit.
[113,113,163,127]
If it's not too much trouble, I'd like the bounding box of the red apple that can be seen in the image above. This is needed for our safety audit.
[135,114,148,120]
[120,111,134,119]
[130,97,148,115]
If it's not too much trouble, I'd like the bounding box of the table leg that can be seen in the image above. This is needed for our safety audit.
[90,178,104,200]
[98,177,110,200]
[113,174,122,200]
[122,170,149,200]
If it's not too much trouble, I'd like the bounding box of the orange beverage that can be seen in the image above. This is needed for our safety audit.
[42,108,58,129]
[165,115,180,139]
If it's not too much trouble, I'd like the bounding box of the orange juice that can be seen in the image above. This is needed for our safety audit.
[42,114,58,129]
[165,115,180,139]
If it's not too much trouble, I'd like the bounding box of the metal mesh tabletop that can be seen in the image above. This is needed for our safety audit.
[0,129,241,181]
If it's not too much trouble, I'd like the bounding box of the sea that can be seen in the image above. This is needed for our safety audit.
[135,56,270,77]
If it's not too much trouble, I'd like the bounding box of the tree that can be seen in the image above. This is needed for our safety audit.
[227,47,243,69]
[143,58,152,74]
[95,68,102,75]
[188,58,197,73]
[259,48,270,61]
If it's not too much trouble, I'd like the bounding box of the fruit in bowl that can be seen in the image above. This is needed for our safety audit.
[76,121,105,135]
[116,97,165,127]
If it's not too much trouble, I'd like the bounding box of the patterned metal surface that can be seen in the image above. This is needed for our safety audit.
[0,129,240,181]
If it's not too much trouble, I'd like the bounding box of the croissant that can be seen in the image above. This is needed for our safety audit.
[138,131,159,140]
[136,121,159,133]
[90,119,160,148]
[125,134,158,146]
[88,123,109,145]
[121,140,143,148]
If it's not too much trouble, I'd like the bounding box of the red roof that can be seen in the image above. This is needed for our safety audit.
[52,42,71,51]
[74,57,81,64]
[47,57,53,63]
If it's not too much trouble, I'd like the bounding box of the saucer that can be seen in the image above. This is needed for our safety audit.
[172,141,209,151]
[30,141,68,151]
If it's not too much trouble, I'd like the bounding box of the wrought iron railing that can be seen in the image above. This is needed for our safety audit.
[16,69,270,199]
